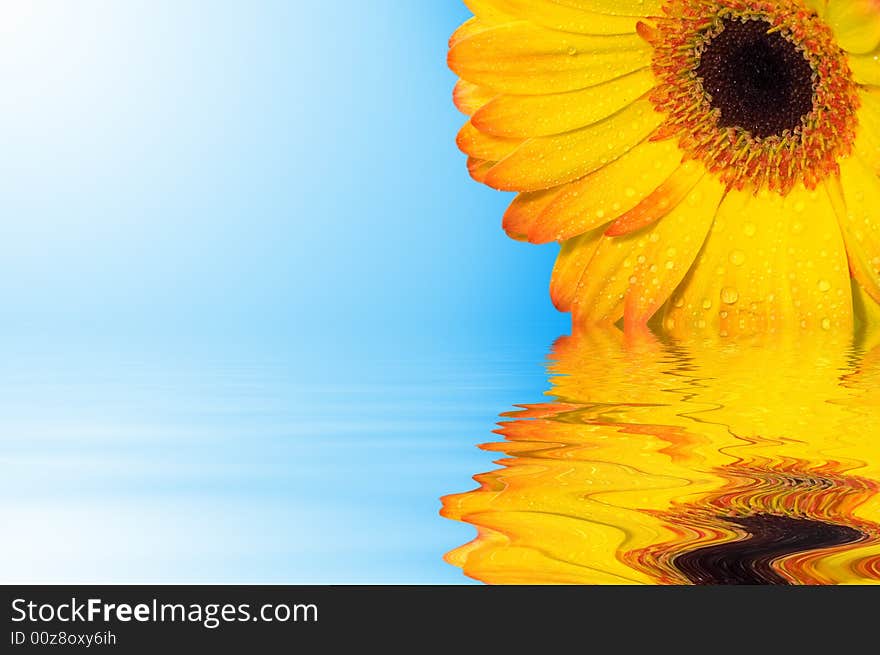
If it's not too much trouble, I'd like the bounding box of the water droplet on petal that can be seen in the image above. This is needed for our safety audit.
[729,250,746,266]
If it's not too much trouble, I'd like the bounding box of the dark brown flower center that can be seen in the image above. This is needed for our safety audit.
[696,18,815,139]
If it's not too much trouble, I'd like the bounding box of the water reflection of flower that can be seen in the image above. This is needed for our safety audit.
[441,328,880,584]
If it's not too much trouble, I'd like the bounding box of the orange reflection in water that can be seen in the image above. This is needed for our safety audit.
[441,329,880,584]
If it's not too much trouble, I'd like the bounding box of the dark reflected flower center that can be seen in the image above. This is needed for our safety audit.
[697,18,815,139]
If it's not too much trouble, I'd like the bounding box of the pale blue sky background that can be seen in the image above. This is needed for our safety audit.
[0,1,568,582]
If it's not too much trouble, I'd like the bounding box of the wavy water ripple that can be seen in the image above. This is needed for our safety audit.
[441,329,880,585]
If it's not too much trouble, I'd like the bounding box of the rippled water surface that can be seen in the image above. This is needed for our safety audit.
[0,339,540,583]
[443,329,880,584]
[5,328,880,584]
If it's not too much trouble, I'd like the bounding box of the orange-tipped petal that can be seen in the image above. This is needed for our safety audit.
[604,160,706,237]
[449,17,494,49]
[484,98,662,192]
[623,177,726,327]
[448,23,651,95]
[550,227,605,312]
[463,0,516,23]
[467,157,496,184]
[502,187,565,240]
[572,174,725,328]
[528,137,683,244]
[456,120,523,161]
[453,80,498,117]
[472,69,654,138]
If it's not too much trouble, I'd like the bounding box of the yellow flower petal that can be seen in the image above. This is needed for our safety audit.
[466,157,496,184]
[447,22,652,94]
[462,0,515,23]
[550,227,605,311]
[452,80,498,117]
[529,137,683,243]
[827,0,880,54]
[443,328,880,584]
[846,49,880,86]
[827,155,880,306]
[449,16,496,49]
[472,68,654,138]
[604,159,705,237]
[502,188,563,240]
[449,0,873,338]
[456,119,522,160]
[854,89,880,172]
[485,97,663,192]
[546,0,663,16]
[571,174,725,327]
[803,0,827,18]
[664,184,854,337]
[474,0,642,34]
[853,278,880,333]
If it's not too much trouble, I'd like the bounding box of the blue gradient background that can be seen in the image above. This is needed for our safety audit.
[0,2,568,582]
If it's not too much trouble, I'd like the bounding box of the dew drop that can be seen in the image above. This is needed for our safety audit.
[721,287,739,304]
[817,279,831,292]
[729,250,746,266]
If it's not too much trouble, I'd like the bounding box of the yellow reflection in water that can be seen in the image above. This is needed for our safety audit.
[441,329,880,584]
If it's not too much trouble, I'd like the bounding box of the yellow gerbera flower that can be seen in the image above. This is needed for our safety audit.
[449,0,880,337]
